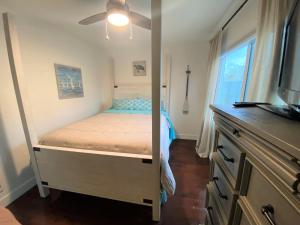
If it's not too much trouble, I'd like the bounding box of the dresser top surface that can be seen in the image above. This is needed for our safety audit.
[211,105,300,159]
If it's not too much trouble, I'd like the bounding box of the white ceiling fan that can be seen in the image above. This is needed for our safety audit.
[79,0,151,33]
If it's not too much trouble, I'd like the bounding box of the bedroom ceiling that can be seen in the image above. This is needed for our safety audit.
[0,0,234,48]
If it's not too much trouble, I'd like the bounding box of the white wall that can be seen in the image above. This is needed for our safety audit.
[0,12,112,206]
[108,45,151,85]
[107,41,210,140]
[19,18,113,136]
[165,42,210,140]
[108,41,210,140]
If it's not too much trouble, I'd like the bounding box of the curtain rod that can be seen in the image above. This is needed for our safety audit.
[222,0,248,30]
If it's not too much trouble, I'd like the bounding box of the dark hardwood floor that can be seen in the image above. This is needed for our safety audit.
[7,140,210,225]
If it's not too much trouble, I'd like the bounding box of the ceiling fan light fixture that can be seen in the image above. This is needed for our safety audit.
[107,11,129,27]
[79,0,151,30]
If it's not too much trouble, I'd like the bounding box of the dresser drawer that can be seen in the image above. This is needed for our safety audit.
[211,162,237,223]
[239,212,252,225]
[206,192,223,225]
[206,207,222,225]
[216,133,245,188]
[214,114,242,141]
[215,112,300,194]
[205,184,225,225]
[240,158,300,225]
[205,216,212,225]
[235,209,253,225]
[233,200,258,225]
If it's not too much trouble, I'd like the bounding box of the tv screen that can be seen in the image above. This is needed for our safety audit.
[278,0,300,108]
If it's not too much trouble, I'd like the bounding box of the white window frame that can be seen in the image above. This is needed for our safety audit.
[218,37,256,104]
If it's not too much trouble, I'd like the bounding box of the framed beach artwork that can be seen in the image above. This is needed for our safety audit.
[54,64,84,99]
[133,60,147,76]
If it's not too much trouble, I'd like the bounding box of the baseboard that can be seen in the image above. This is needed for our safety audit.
[0,177,36,207]
[176,133,198,140]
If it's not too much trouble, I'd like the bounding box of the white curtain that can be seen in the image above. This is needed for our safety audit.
[247,0,294,102]
[196,31,222,158]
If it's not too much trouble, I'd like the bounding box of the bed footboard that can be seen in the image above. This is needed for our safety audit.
[34,145,156,206]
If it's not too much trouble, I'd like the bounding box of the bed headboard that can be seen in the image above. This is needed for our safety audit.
[113,83,170,112]
[112,54,171,112]
[113,84,151,99]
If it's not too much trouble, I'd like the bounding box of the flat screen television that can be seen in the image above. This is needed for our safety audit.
[278,0,300,114]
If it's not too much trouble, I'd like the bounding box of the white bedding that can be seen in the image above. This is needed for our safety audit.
[39,112,176,195]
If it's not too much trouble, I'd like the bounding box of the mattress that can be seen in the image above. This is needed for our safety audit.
[39,111,176,196]
[39,113,153,155]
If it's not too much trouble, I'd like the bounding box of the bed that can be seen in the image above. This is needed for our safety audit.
[4,7,166,220]
[38,107,176,196]
[32,96,175,219]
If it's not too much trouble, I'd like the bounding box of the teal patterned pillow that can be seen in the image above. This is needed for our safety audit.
[112,98,137,110]
[136,97,152,111]
[112,98,152,111]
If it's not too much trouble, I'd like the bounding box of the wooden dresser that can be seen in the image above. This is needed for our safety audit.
[205,105,300,225]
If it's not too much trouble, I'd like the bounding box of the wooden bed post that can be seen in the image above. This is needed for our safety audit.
[2,12,49,198]
[151,0,162,221]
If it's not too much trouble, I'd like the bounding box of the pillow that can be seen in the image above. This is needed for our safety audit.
[111,98,152,111]
[135,97,152,111]
[112,98,139,110]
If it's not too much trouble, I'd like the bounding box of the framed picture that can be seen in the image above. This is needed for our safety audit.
[54,64,84,99]
[133,60,147,76]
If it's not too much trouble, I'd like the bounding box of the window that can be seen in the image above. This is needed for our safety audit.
[214,38,256,105]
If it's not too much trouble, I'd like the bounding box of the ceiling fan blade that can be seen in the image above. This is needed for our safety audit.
[130,11,151,30]
[79,12,107,25]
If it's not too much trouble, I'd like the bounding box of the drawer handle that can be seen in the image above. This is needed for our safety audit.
[207,207,216,225]
[212,177,228,200]
[217,145,235,163]
[261,205,277,225]
[232,128,241,138]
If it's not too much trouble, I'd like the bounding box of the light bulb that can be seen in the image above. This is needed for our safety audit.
[107,12,129,27]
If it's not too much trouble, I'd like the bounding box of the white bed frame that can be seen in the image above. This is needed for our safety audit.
[113,55,171,113]
[113,83,152,99]
[113,82,170,112]
[2,0,163,221]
